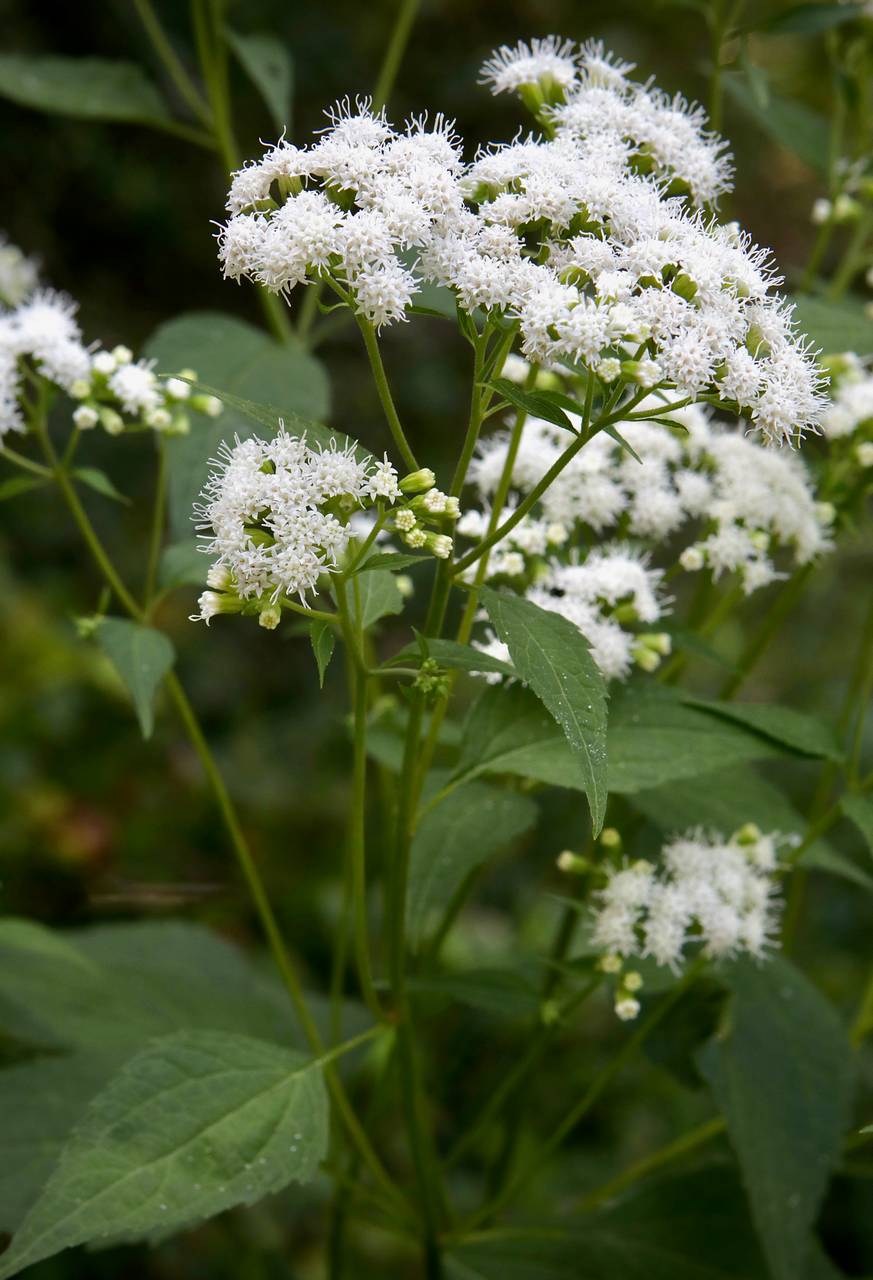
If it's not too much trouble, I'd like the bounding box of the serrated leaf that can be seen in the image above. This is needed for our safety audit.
[842,793,873,856]
[479,587,608,833]
[94,618,175,739]
[0,475,46,501]
[487,377,577,432]
[345,569,404,629]
[389,637,516,678]
[225,29,292,133]
[697,957,854,1280]
[408,782,537,944]
[158,539,206,590]
[0,1030,329,1278]
[681,697,842,761]
[308,619,335,687]
[72,466,130,504]
[0,55,171,125]
[143,312,330,537]
[790,294,873,356]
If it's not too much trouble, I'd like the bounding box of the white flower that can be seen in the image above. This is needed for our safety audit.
[108,360,162,416]
[479,37,579,98]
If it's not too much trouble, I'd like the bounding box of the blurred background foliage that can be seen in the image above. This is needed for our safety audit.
[1,1,873,1277]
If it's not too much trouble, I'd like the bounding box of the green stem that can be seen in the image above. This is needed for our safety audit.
[372,0,421,110]
[32,410,402,1214]
[354,314,419,471]
[133,0,213,125]
[350,653,385,1021]
[143,436,167,610]
[0,445,52,479]
[719,565,814,699]
[577,1116,726,1211]
[826,209,873,300]
[468,967,702,1227]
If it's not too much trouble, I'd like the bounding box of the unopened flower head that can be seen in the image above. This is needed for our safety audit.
[0,234,38,307]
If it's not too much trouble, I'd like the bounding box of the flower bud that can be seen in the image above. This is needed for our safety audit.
[679,545,704,572]
[599,827,622,851]
[815,500,836,525]
[556,850,589,874]
[426,532,453,559]
[857,441,873,467]
[73,405,99,431]
[206,563,233,590]
[99,407,125,436]
[596,357,622,382]
[621,357,662,388]
[632,643,662,672]
[190,394,223,418]
[111,344,133,365]
[395,574,415,598]
[811,198,832,226]
[145,408,173,431]
[92,350,116,376]
[615,995,641,1021]
[622,971,643,993]
[194,590,243,624]
[403,526,427,548]
[546,521,568,546]
[165,377,191,401]
[443,496,461,520]
[399,467,436,495]
[638,631,671,656]
[598,953,623,974]
[70,378,92,400]
[834,193,860,223]
[258,604,281,630]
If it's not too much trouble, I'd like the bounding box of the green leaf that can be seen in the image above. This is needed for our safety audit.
[309,619,335,687]
[346,569,404,629]
[842,793,873,856]
[225,30,292,133]
[447,1166,771,1278]
[487,378,577,432]
[407,782,537,944]
[697,957,854,1280]
[143,312,330,537]
[479,587,609,833]
[71,466,130,504]
[0,1031,329,1278]
[749,3,864,35]
[0,475,46,501]
[724,74,829,175]
[159,539,207,590]
[352,551,430,574]
[94,618,175,739]
[0,55,171,125]
[389,637,516,678]
[790,294,873,356]
[409,967,541,1019]
[680,697,842,761]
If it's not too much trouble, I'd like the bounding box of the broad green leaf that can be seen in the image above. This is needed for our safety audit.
[389,637,516,678]
[0,475,46,501]
[790,294,873,356]
[681,697,842,761]
[842,793,873,856]
[408,782,537,943]
[94,618,175,739]
[309,619,335,687]
[158,539,206,590]
[0,1031,328,1278]
[72,466,130,504]
[480,587,608,832]
[750,3,864,34]
[630,764,873,894]
[409,967,541,1019]
[724,74,829,175]
[143,312,330,536]
[448,1166,771,1279]
[0,55,170,125]
[697,957,854,1280]
[226,29,293,133]
[346,569,404,629]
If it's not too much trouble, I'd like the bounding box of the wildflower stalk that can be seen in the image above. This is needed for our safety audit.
[143,435,167,611]
[576,1115,726,1211]
[28,405,404,1216]
[354,313,420,471]
[719,564,815,698]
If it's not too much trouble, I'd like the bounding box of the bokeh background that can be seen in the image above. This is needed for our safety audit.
[1,2,872,1277]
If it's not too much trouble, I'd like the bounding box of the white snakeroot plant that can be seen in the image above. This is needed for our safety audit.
[2,23,871,1280]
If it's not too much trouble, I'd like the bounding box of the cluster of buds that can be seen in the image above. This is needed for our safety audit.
[412,657,451,702]
[71,352,221,437]
[389,468,460,559]
[631,631,672,673]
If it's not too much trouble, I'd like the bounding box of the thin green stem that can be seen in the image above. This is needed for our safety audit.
[1,445,52,478]
[577,1116,726,1211]
[372,0,421,110]
[350,656,385,1021]
[719,565,814,699]
[32,408,403,1214]
[354,314,419,471]
[826,209,873,300]
[143,436,167,610]
[133,0,213,125]
[468,966,702,1226]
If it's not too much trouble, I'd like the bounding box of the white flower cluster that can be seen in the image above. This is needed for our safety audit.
[218,103,467,328]
[465,399,831,596]
[194,429,407,624]
[0,273,220,439]
[820,354,873,465]
[218,42,825,441]
[590,825,787,994]
[0,234,38,308]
